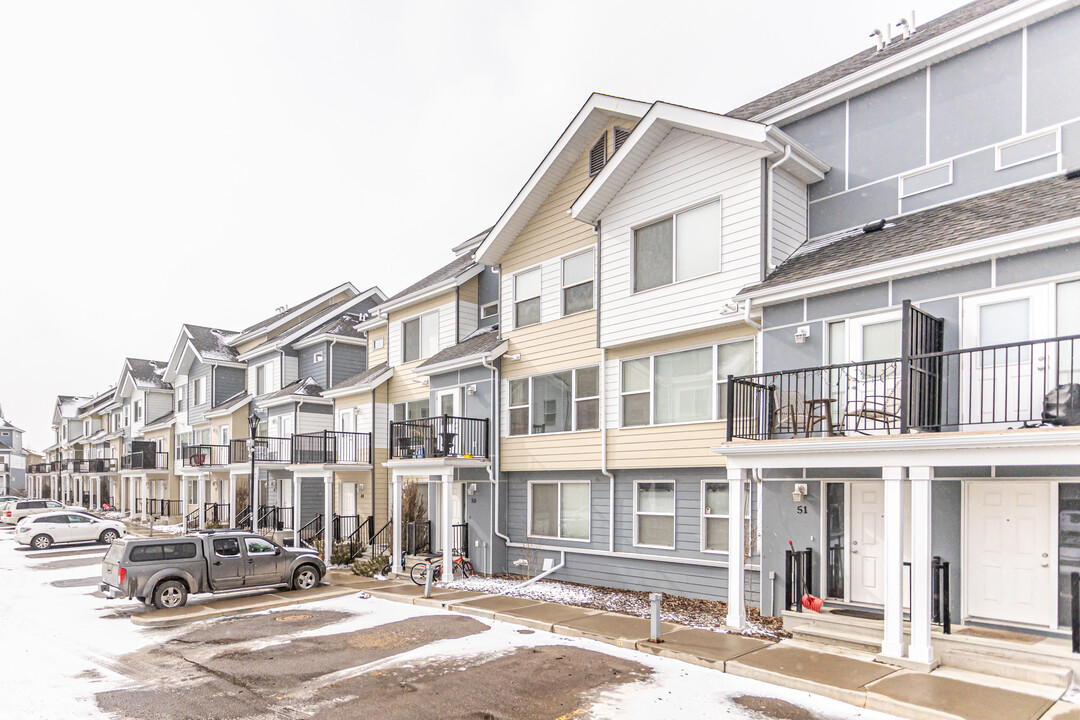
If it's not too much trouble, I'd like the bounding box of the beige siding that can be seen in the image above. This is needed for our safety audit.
[367,324,388,367]
[387,290,456,369]
[500,432,601,471]
[501,310,600,379]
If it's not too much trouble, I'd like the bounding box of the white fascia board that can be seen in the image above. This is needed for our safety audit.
[750,0,1078,126]
[204,396,251,419]
[262,286,385,355]
[321,368,394,399]
[378,263,485,315]
[763,127,830,180]
[292,334,368,351]
[261,394,331,409]
[475,93,651,266]
[414,340,509,377]
[740,215,1080,306]
[162,328,195,383]
[226,282,360,347]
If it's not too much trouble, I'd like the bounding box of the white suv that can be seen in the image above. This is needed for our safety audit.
[2,499,67,525]
[16,512,125,549]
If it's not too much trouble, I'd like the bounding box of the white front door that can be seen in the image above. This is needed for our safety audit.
[279,414,294,438]
[342,483,357,516]
[962,287,1052,426]
[437,388,460,417]
[966,481,1052,626]
[849,481,911,605]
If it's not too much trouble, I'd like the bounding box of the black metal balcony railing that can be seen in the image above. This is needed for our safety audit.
[390,416,489,460]
[292,431,373,465]
[71,458,117,473]
[229,437,293,465]
[122,451,169,470]
[182,444,230,467]
[147,499,177,517]
[728,333,1080,441]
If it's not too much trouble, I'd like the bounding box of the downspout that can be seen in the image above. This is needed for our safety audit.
[328,339,337,388]
[517,550,566,588]
[595,219,615,554]
[482,354,511,571]
[766,145,794,274]
[371,382,377,523]
[743,298,762,330]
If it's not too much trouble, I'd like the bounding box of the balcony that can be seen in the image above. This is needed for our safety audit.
[292,431,372,465]
[389,415,489,460]
[181,444,230,468]
[121,451,170,470]
[71,458,117,473]
[229,437,292,465]
[727,333,1080,441]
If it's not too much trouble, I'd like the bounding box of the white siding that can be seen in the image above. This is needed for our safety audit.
[499,378,510,439]
[247,356,281,396]
[458,300,478,341]
[771,167,807,268]
[437,300,456,351]
[145,390,172,425]
[603,357,620,430]
[541,256,560,323]
[500,271,513,330]
[597,129,767,347]
[297,410,333,435]
[388,321,402,368]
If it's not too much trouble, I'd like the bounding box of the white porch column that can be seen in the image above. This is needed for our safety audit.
[229,473,238,529]
[141,476,149,522]
[391,473,403,574]
[323,472,334,560]
[908,466,935,666]
[120,476,126,514]
[197,472,207,529]
[179,475,188,529]
[881,466,907,660]
[251,470,260,530]
[442,471,454,580]
[726,469,748,629]
[91,477,97,509]
[293,476,302,548]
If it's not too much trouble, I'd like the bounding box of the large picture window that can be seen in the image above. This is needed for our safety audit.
[514,268,542,328]
[392,400,429,422]
[562,250,594,316]
[508,366,600,436]
[528,481,590,540]
[716,339,755,419]
[634,200,721,293]
[402,311,439,363]
[635,481,675,548]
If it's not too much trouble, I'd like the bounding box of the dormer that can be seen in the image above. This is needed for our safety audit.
[163,324,245,427]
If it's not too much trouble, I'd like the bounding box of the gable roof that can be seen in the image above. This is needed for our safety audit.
[227,282,360,346]
[474,93,652,266]
[126,358,171,390]
[185,324,241,362]
[572,102,828,225]
[142,410,176,431]
[740,174,1080,297]
[379,251,486,312]
[416,327,507,374]
[260,378,329,407]
[324,362,393,396]
[728,0,1047,124]
[56,396,89,421]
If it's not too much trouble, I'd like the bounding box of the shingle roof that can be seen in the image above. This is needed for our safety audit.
[126,358,171,390]
[143,410,175,428]
[728,0,1018,121]
[742,175,1080,294]
[262,377,325,402]
[235,285,348,336]
[212,391,249,410]
[385,253,476,303]
[307,311,368,340]
[417,327,503,370]
[58,396,90,418]
[184,324,241,363]
[328,362,391,392]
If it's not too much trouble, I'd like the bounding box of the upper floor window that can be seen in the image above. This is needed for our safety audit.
[193,378,205,405]
[562,250,594,316]
[134,401,142,423]
[176,386,185,412]
[589,133,606,176]
[634,199,722,293]
[83,420,90,436]
[717,340,755,419]
[372,337,384,351]
[509,366,599,436]
[402,311,438,363]
[392,400,429,422]
[480,302,499,320]
[256,364,270,395]
[514,268,542,328]
[622,347,712,427]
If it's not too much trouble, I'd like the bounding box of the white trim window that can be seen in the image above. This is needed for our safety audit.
[528,480,590,541]
[392,400,429,422]
[634,199,722,293]
[621,347,712,427]
[193,378,205,406]
[175,386,185,412]
[255,364,270,395]
[513,267,542,328]
[716,339,755,419]
[480,301,499,320]
[635,481,675,548]
[219,425,230,446]
[134,401,143,423]
[402,311,439,363]
[508,366,599,436]
[701,481,751,553]
[561,249,594,316]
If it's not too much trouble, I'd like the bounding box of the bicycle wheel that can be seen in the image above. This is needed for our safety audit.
[460,560,474,579]
[410,562,429,586]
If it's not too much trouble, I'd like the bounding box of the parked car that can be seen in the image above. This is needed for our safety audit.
[2,499,67,525]
[0,496,20,505]
[15,512,125,549]
[99,530,325,610]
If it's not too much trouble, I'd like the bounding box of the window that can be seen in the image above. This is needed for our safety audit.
[634,200,722,292]
[589,133,606,176]
[256,364,270,395]
[635,481,675,548]
[129,542,197,562]
[702,481,750,553]
[176,386,185,412]
[213,538,240,557]
[313,351,324,363]
[622,348,711,427]
[621,358,651,427]
[372,337,384,350]
[134,401,142,423]
[528,481,590,540]
[716,340,755,419]
[245,537,276,555]
[480,302,499,320]
[508,366,599,435]
[219,425,230,446]
[613,126,631,153]
[402,311,438,362]
[562,250,594,316]
[83,420,90,436]
[514,268,542,328]
[392,400,429,422]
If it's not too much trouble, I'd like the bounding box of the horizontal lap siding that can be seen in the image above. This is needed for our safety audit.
[598,130,766,347]
[367,325,388,367]
[500,432,601,471]
[331,344,366,387]
[771,168,807,267]
[501,311,600,378]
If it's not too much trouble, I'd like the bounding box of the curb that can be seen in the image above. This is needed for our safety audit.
[130,586,360,627]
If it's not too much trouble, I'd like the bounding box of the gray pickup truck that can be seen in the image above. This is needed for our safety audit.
[99,530,326,609]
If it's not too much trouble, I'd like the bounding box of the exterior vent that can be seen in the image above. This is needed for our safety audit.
[613,127,631,153]
[862,219,888,233]
[589,134,607,176]
[1066,167,1080,181]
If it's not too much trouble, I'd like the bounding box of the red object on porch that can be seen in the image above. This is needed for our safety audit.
[801,594,824,612]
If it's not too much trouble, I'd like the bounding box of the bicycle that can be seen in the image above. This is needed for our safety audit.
[410,551,474,585]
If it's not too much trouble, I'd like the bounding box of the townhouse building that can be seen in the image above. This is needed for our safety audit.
[113,358,175,520]
[710,0,1080,672]
[0,411,27,495]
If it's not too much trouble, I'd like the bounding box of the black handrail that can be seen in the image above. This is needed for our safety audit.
[390,416,489,460]
[122,451,169,470]
[292,431,372,465]
[785,547,813,612]
[299,514,323,549]
[368,519,393,559]
[334,514,373,560]
[182,444,230,467]
[235,505,252,528]
[452,522,469,556]
[183,507,198,531]
[257,505,293,533]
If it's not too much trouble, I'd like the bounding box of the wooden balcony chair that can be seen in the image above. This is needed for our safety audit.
[772,389,808,436]
[842,376,901,434]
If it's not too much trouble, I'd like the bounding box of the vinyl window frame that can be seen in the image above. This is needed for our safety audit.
[631,197,723,294]
[313,351,324,363]
[401,310,439,363]
[619,343,718,428]
[512,266,543,329]
[480,301,499,320]
[699,480,751,555]
[561,248,595,317]
[526,480,591,542]
[633,480,676,550]
[506,365,600,437]
[716,337,757,420]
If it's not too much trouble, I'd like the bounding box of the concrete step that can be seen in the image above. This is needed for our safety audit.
[940,648,1073,689]
[789,624,884,655]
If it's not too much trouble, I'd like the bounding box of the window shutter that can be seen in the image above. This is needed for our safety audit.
[589,134,607,176]
[613,126,630,152]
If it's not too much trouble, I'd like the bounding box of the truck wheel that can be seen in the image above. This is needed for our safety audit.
[152,580,188,609]
[98,529,119,544]
[292,565,320,590]
[31,534,53,550]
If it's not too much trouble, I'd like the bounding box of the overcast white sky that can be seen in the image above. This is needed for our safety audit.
[1,0,963,449]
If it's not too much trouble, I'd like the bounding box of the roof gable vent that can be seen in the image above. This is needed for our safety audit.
[589,133,607,177]
[613,126,631,153]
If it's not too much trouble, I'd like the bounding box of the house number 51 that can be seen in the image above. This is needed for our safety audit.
[796,505,808,514]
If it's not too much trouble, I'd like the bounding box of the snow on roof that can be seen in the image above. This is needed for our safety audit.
[184,324,241,363]
[126,358,172,389]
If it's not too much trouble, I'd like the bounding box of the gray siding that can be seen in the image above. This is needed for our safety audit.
[298,342,328,387]
[477,267,500,329]
[213,366,245,405]
[185,360,213,425]
[299,477,325,527]
[331,344,366,387]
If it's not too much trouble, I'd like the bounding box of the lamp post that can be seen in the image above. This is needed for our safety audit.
[248,412,259,532]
